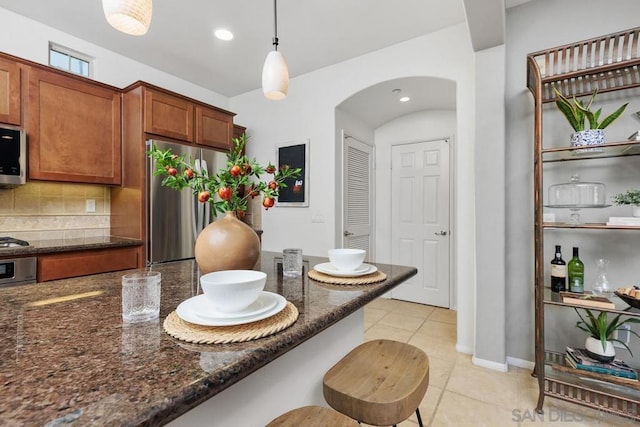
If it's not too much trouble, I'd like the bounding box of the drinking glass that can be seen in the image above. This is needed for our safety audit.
[283,248,303,277]
[122,271,161,323]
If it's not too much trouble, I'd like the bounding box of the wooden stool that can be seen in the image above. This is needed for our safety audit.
[266,405,359,426]
[323,339,429,427]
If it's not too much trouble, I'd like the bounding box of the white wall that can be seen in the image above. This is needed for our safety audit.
[0,8,228,108]
[231,24,477,354]
[505,0,640,361]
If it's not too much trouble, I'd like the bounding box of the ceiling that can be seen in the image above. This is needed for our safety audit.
[0,0,521,128]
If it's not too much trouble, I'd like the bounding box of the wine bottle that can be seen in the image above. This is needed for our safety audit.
[568,246,584,293]
[550,245,566,292]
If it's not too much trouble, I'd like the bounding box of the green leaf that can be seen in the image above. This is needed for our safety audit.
[597,102,629,129]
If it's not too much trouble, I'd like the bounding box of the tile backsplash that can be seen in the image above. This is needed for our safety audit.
[0,182,110,241]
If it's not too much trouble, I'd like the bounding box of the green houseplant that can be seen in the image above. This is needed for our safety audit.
[574,308,640,362]
[613,188,640,217]
[553,85,628,132]
[552,85,628,150]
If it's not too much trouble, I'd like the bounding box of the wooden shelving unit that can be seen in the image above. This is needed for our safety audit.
[528,27,640,421]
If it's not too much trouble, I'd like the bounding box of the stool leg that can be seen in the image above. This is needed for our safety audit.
[415,408,424,427]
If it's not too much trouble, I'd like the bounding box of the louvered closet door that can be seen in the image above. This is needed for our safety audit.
[343,137,374,261]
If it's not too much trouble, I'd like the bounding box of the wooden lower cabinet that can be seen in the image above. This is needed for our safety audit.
[25,67,122,185]
[37,247,139,282]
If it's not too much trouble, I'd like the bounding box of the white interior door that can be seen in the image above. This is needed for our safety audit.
[390,139,450,307]
[343,136,374,260]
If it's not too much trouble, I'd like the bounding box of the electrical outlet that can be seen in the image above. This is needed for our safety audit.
[85,199,96,213]
[613,324,631,349]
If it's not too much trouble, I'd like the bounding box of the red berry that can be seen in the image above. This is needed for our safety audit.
[197,191,210,203]
[168,167,178,176]
[262,197,275,209]
[268,181,278,190]
[230,165,242,177]
[218,187,233,201]
[184,169,194,179]
[265,165,276,174]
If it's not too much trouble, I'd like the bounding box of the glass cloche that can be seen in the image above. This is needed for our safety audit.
[546,175,609,224]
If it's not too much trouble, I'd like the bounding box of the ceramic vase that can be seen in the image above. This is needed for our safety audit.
[194,211,261,273]
[570,129,605,148]
[584,336,615,363]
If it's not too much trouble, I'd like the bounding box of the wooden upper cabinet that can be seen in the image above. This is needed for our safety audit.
[0,57,21,125]
[195,105,233,150]
[143,88,194,142]
[25,67,121,185]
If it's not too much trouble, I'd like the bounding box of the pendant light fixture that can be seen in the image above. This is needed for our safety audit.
[102,0,153,36]
[262,0,289,100]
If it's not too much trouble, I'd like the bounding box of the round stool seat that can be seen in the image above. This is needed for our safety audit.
[266,405,359,427]
[323,339,430,426]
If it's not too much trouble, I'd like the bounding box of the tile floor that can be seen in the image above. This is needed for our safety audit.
[363,298,637,427]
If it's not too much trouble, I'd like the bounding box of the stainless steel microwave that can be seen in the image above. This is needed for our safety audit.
[0,125,26,188]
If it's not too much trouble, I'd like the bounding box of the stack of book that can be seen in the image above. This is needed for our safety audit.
[565,347,638,380]
[607,217,640,226]
[559,291,615,309]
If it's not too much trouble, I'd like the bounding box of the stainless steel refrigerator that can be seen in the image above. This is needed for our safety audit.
[145,139,228,266]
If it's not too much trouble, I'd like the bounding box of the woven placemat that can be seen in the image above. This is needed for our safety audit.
[163,302,299,344]
[307,269,387,285]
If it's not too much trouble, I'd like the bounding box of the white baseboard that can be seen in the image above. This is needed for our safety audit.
[472,356,508,372]
[506,356,535,370]
[455,343,473,354]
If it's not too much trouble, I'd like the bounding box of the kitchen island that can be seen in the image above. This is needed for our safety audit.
[0,252,417,426]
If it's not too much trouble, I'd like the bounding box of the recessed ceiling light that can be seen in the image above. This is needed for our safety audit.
[214,29,234,41]
[399,96,411,103]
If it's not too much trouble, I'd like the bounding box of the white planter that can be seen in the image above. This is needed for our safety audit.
[633,205,640,218]
[570,129,605,149]
[585,336,615,363]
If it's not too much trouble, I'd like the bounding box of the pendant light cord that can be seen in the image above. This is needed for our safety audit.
[272,0,279,50]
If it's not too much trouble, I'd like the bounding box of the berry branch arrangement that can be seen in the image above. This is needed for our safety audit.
[147,134,302,217]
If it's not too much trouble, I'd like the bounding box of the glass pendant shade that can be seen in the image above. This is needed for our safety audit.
[102,0,152,36]
[262,50,289,100]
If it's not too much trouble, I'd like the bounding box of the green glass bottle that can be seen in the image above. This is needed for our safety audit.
[568,246,584,293]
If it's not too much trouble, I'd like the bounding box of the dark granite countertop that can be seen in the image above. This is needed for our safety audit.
[0,236,142,258]
[0,251,417,426]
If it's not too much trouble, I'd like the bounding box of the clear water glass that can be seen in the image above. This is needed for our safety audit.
[593,258,610,294]
[283,248,303,277]
[122,271,161,323]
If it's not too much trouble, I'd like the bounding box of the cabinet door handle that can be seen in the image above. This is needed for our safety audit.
[434,231,448,236]
[344,231,353,236]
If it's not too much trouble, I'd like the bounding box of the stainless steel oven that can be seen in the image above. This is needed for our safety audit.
[0,124,26,188]
[0,257,37,287]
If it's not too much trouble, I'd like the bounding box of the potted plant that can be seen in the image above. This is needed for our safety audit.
[574,308,640,362]
[612,188,640,217]
[148,134,301,273]
[552,85,628,149]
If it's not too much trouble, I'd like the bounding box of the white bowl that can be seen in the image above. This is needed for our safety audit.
[200,270,267,313]
[328,248,366,271]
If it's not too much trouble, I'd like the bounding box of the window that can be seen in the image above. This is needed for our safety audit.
[48,43,92,78]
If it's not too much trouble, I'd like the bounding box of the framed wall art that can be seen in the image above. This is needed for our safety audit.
[275,140,309,207]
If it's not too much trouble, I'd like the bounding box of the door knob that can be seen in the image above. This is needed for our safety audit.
[344,231,353,236]
[434,230,448,236]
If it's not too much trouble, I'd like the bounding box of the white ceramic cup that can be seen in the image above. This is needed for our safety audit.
[328,248,366,271]
[200,270,267,313]
[121,271,161,323]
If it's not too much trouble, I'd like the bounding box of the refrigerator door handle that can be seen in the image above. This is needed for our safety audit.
[201,159,211,227]
[192,159,202,240]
